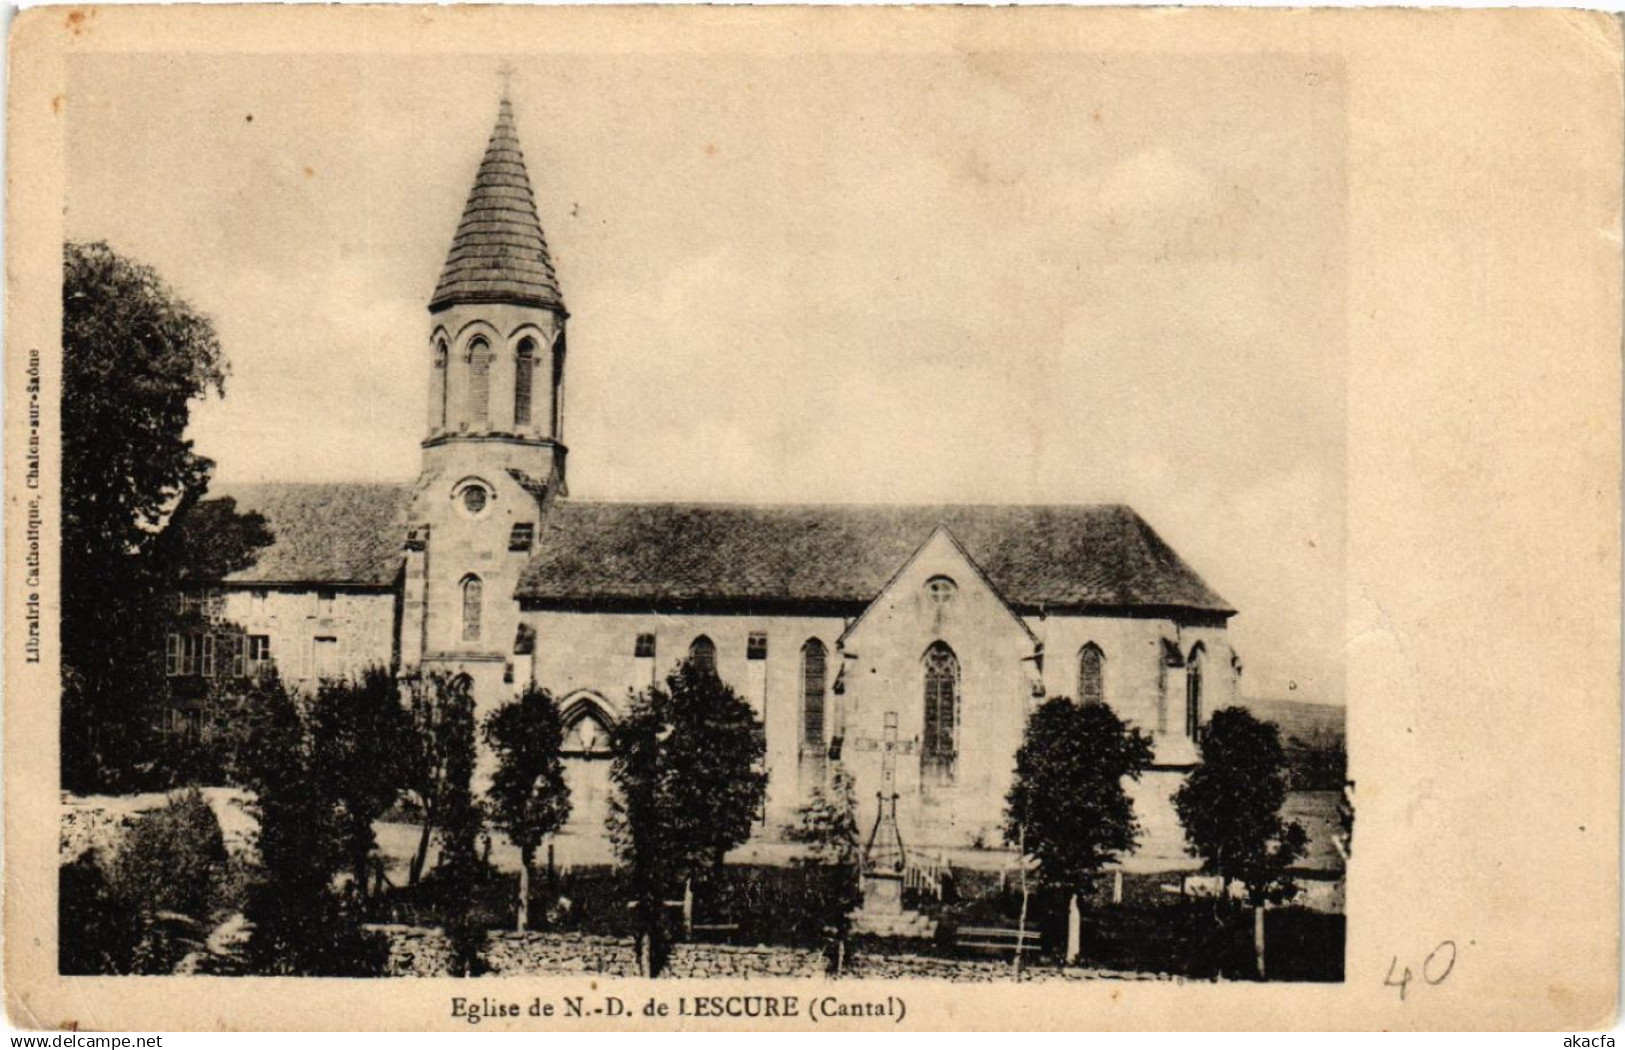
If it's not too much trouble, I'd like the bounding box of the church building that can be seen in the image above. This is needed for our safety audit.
[175,95,1243,867]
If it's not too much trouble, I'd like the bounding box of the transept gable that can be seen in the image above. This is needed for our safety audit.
[838,526,1038,657]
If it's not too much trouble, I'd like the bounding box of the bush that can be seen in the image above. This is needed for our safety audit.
[243,887,389,977]
[114,788,227,918]
[59,832,220,978]
[59,850,141,974]
[1285,731,1347,792]
[1076,899,1255,979]
[1262,907,1345,981]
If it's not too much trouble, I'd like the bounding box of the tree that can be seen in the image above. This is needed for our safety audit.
[150,494,274,588]
[608,660,768,976]
[235,669,383,975]
[1005,697,1154,903]
[236,670,339,969]
[483,687,572,932]
[1173,706,1309,906]
[310,667,408,899]
[60,242,269,791]
[787,766,862,973]
[400,674,480,886]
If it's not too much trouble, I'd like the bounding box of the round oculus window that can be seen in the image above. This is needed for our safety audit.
[925,576,958,604]
[460,485,489,515]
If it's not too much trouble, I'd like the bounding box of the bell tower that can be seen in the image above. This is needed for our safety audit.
[400,91,566,678]
[422,92,568,491]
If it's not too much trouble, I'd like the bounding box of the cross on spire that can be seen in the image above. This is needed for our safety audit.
[497,61,516,99]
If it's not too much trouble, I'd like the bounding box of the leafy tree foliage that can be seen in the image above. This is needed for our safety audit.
[59,849,143,975]
[60,242,270,791]
[114,787,228,919]
[1173,706,1309,905]
[401,673,481,886]
[59,789,229,976]
[151,495,273,587]
[787,766,862,972]
[483,687,571,931]
[1284,728,1348,792]
[235,670,383,975]
[1005,697,1154,899]
[310,667,409,899]
[608,660,768,976]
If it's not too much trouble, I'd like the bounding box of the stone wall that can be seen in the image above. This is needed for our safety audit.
[220,586,397,689]
[61,788,258,863]
[374,927,1172,982]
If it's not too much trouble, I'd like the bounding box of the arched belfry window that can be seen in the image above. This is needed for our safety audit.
[433,339,450,429]
[551,329,567,438]
[922,642,959,770]
[801,639,827,749]
[1078,643,1105,705]
[689,636,717,676]
[514,338,536,427]
[1185,644,1205,739]
[461,575,483,643]
[466,338,492,429]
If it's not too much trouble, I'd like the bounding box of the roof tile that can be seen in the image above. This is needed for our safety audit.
[207,482,412,586]
[516,501,1234,614]
[193,487,1233,617]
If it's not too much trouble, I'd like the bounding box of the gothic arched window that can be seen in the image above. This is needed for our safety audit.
[1078,643,1105,705]
[689,635,717,676]
[461,575,483,643]
[514,338,536,426]
[466,337,492,429]
[922,642,959,763]
[561,697,614,757]
[433,339,450,429]
[1185,644,1205,739]
[801,639,827,749]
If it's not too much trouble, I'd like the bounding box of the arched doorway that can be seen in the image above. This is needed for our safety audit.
[560,694,614,839]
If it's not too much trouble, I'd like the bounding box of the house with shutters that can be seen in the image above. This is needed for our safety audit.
[166,93,1244,866]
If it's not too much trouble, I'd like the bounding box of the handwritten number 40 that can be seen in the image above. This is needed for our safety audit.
[1385,941,1457,1000]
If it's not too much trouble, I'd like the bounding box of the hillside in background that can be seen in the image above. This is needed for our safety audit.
[1243,697,1345,744]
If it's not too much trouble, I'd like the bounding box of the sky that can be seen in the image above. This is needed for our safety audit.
[67,51,1347,706]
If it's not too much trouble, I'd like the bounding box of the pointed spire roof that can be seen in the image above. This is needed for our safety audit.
[430,95,565,313]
